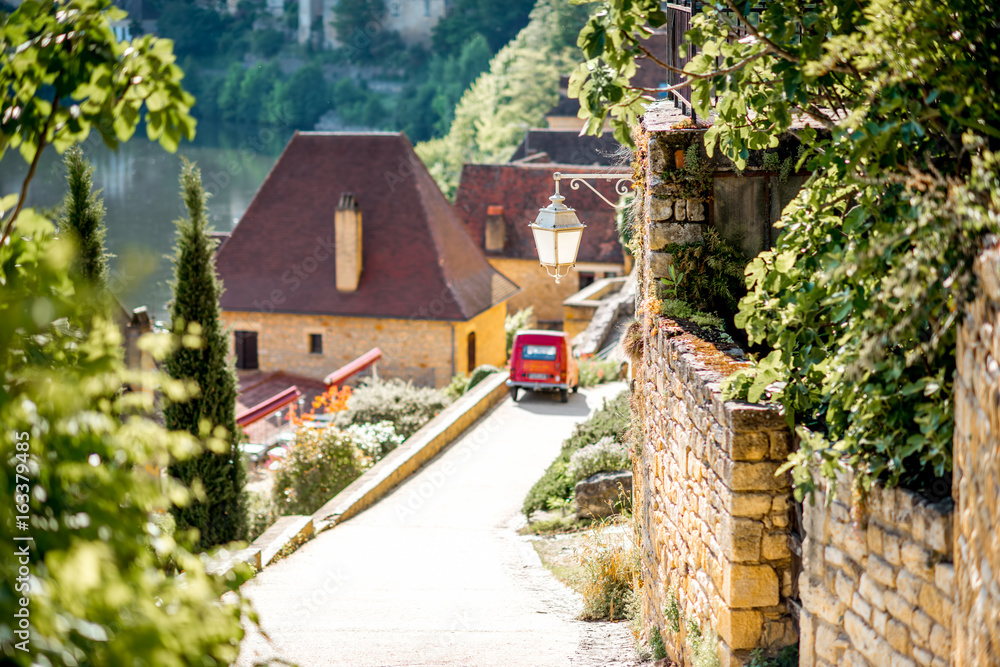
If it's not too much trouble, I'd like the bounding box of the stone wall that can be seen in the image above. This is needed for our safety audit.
[635,321,797,666]
[798,469,955,667]
[953,241,1000,666]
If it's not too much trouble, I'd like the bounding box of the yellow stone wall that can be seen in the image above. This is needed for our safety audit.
[487,257,622,326]
[450,301,508,374]
[221,309,499,388]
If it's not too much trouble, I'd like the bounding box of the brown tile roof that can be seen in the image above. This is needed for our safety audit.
[455,163,627,265]
[216,132,518,321]
[509,130,624,166]
[236,370,328,414]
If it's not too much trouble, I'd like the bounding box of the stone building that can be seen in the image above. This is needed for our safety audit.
[215,131,517,388]
[454,162,628,328]
[316,0,448,49]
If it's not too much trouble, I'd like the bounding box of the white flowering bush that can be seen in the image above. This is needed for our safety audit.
[567,436,631,484]
[345,421,405,460]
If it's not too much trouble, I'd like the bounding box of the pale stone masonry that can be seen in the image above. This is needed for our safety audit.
[953,241,1000,666]
[635,322,797,666]
[798,466,955,667]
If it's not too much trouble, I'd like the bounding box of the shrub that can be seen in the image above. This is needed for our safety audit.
[523,391,630,516]
[578,358,621,387]
[466,364,499,391]
[344,420,404,460]
[578,521,640,621]
[444,373,470,400]
[271,427,372,515]
[567,436,630,483]
[505,306,535,356]
[335,377,450,439]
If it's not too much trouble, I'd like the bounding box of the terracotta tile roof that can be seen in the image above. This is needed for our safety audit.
[236,370,329,414]
[509,130,623,166]
[455,163,628,265]
[216,132,518,321]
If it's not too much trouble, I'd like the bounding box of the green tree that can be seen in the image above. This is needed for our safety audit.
[217,63,246,124]
[238,61,280,123]
[0,0,196,248]
[156,1,224,58]
[164,160,248,548]
[271,63,330,128]
[333,0,402,64]
[431,0,535,55]
[56,146,111,288]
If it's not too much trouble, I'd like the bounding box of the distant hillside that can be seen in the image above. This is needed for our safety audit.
[415,0,590,200]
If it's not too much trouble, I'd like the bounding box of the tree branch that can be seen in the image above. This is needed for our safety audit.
[0,96,60,249]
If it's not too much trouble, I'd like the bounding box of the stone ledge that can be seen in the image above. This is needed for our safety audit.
[253,514,314,567]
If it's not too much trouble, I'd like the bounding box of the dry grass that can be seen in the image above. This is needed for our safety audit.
[578,517,641,621]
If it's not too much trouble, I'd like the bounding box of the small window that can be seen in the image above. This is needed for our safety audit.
[234,331,258,370]
[522,345,557,361]
[309,333,323,354]
[578,272,596,290]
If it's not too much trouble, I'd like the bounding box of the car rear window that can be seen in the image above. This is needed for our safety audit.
[521,344,557,360]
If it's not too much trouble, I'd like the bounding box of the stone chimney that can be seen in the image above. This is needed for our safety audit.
[335,193,362,292]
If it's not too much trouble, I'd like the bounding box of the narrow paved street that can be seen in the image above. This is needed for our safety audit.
[237,382,640,667]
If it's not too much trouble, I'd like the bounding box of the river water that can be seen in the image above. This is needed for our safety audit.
[0,121,295,319]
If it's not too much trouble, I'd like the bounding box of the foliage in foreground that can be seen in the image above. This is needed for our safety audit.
[0,208,252,663]
[574,0,1000,496]
[567,436,630,484]
[578,514,640,621]
[164,160,247,547]
[335,377,450,439]
[523,391,630,516]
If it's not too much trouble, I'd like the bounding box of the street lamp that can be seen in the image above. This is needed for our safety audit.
[530,171,634,283]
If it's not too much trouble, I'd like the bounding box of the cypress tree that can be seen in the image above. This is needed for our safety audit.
[165,158,247,547]
[57,146,111,288]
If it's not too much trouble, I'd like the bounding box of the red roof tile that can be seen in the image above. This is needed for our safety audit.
[216,132,517,320]
[455,163,628,265]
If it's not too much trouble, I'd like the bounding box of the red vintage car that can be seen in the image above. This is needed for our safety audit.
[507,330,579,403]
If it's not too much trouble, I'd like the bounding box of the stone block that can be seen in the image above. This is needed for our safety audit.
[917,582,953,627]
[574,470,633,519]
[884,589,914,626]
[769,431,791,459]
[913,646,934,667]
[762,531,790,561]
[687,198,706,221]
[649,222,706,250]
[859,573,886,611]
[816,621,848,663]
[825,545,850,570]
[932,563,954,592]
[929,624,951,660]
[730,493,774,518]
[674,198,687,221]
[901,542,936,582]
[799,609,817,667]
[717,607,763,649]
[843,649,869,667]
[721,516,763,563]
[911,608,933,644]
[886,618,911,654]
[868,555,896,588]
[647,195,674,221]
[897,569,922,605]
[867,524,885,557]
[648,251,675,279]
[731,431,770,461]
[720,459,790,492]
[851,593,873,623]
[872,609,888,635]
[884,531,902,567]
[722,561,780,608]
[835,568,856,606]
[891,654,917,667]
[844,610,892,667]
